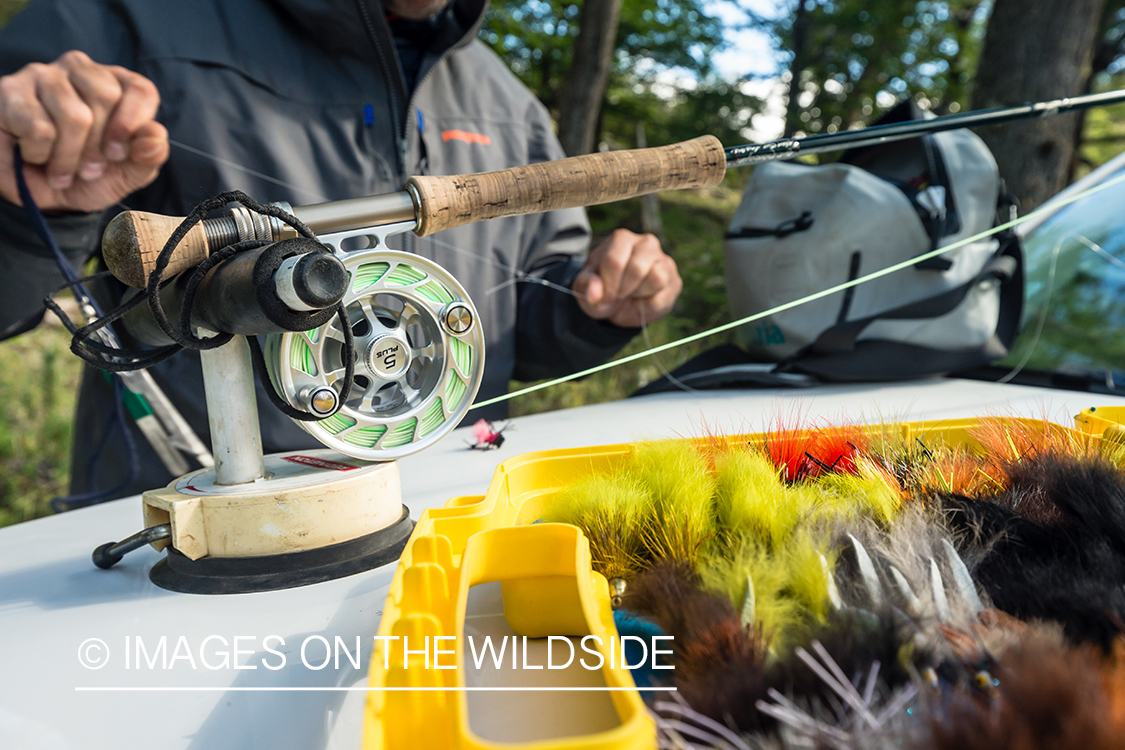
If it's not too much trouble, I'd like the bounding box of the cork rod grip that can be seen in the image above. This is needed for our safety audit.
[406,135,726,236]
[102,211,211,288]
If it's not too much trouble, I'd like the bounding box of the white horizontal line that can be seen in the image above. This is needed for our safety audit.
[74,686,677,692]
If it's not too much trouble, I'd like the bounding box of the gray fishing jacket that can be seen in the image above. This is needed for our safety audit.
[0,0,636,499]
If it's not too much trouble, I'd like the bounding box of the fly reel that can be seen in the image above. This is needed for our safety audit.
[264,250,485,460]
[91,202,487,594]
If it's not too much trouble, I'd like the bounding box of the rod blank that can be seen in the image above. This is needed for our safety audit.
[724,89,1125,168]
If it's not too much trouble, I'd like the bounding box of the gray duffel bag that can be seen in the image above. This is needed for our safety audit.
[723,102,1023,381]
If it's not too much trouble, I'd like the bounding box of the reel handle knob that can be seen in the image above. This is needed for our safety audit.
[406,135,726,236]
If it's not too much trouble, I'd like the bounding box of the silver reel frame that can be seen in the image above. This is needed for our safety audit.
[265,247,484,461]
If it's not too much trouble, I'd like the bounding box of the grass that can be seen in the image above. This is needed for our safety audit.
[0,320,81,527]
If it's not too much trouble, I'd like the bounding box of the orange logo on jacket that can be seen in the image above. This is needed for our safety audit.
[442,129,491,146]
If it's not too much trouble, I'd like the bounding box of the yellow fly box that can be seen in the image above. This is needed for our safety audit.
[363,412,1116,750]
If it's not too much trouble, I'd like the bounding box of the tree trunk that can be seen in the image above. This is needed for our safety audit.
[556,0,623,156]
[783,0,811,137]
[971,0,1106,211]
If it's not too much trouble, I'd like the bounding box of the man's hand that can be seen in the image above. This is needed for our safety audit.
[572,229,682,329]
[0,50,168,214]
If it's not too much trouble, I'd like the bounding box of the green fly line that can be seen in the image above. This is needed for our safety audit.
[469,169,1125,411]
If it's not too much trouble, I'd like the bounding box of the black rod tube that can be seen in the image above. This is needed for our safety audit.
[724,89,1125,168]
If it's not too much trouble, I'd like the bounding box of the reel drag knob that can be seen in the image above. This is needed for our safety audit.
[264,250,485,460]
[366,333,412,380]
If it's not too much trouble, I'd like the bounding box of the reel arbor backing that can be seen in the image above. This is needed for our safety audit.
[264,250,485,461]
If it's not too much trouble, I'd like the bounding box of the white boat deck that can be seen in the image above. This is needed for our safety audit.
[2,378,1121,749]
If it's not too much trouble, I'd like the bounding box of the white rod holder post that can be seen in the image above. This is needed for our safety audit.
[199,335,265,485]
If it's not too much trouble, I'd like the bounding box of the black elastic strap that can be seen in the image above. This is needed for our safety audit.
[144,191,315,350]
[913,134,955,271]
[778,234,1024,382]
[246,305,354,421]
[173,239,271,349]
[807,251,1018,356]
[48,187,353,420]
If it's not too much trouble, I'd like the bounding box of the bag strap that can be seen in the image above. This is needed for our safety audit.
[725,210,814,240]
[775,231,1023,381]
[807,246,1018,355]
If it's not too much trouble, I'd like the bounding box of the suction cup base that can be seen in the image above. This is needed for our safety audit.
[143,450,403,560]
[149,506,413,594]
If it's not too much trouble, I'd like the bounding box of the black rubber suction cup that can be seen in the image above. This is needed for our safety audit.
[148,506,414,594]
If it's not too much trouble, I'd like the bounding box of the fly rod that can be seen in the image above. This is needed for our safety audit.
[725,89,1125,167]
[101,88,1125,288]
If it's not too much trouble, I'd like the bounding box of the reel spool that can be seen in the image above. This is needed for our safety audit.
[264,250,485,460]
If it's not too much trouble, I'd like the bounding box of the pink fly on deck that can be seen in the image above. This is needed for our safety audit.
[468,418,512,450]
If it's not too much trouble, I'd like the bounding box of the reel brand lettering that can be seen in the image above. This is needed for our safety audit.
[377,343,400,369]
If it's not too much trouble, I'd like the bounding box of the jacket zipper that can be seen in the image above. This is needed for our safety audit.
[354,0,410,176]
[355,0,485,180]
[404,57,446,176]
[406,6,490,173]
[354,0,485,252]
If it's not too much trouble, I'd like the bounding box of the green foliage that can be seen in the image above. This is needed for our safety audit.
[480,0,579,112]
[758,0,990,139]
[0,324,80,528]
[1079,72,1125,175]
[1090,1,1125,85]
[483,0,728,106]
[481,0,759,148]
[601,78,762,151]
[0,0,26,25]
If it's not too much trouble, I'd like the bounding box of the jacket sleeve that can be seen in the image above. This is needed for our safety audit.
[512,105,638,382]
[0,0,136,339]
